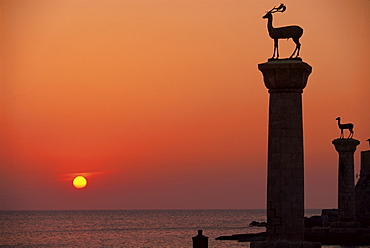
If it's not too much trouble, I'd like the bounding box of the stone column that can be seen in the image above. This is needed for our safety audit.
[331,138,360,228]
[356,150,370,226]
[251,59,320,248]
[359,150,370,177]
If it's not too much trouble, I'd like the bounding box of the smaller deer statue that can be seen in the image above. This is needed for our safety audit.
[336,117,354,139]
[263,4,303,59]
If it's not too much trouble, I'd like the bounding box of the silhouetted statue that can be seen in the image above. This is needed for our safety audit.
[262,4,303,59]
[336,117,354,139]
[192,230,208,248]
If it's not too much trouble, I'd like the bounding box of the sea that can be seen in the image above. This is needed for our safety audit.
[0,209,362,247]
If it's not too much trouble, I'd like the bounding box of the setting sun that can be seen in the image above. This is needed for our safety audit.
[73,176,87,189]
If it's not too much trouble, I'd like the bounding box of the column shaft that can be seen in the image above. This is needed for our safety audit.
[332,138,360,226]
[267,91,304,241]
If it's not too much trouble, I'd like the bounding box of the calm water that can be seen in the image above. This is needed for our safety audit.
[0,209,359,247]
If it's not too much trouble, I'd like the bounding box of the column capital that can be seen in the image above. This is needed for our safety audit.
[332,138,360,153]
[258,60,312,92]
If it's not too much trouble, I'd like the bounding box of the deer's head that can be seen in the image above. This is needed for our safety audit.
[262,3,286,19]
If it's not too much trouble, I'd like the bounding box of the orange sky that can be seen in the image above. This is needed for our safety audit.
[1,0,369,210]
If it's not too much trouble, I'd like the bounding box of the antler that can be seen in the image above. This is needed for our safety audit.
[268,3,286,14]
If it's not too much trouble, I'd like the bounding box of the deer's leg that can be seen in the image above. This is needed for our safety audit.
[289,47,297,58]
[274,39,279,59]
[296,42,301,57]
[349,129,354,138]
[290,38,301,58]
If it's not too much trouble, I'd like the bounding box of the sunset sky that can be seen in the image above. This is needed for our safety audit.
[1,0,369,210]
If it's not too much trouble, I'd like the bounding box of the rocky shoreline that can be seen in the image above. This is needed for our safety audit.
[216,209,370,245]
[216,228,370,245]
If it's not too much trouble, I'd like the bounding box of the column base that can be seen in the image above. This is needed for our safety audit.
[330,222,361,228]
[251,240,321,248]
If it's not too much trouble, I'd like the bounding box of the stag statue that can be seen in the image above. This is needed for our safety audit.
[262,4,303,59]
[336,117,354,139]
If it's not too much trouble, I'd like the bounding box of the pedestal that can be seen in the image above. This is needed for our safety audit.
[332,138,360,227]
[251,60,320,248]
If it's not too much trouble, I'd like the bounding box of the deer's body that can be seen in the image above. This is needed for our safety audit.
[263,4,303,59]
[267,21,303,40]
[336,117,354,139]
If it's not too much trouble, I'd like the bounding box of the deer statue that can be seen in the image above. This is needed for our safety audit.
[336,117,354,139]
[262,4,303,59]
